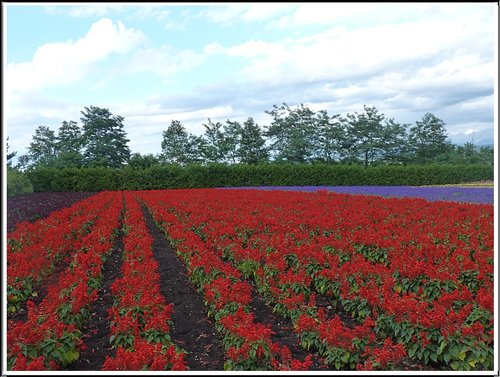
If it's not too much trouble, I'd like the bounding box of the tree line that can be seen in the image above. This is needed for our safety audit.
[8,103,494,171]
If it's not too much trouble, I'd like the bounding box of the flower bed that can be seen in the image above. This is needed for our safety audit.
[136,188,494,371]
[7,191,96,232]
[102,192,187,371]
[7,191,117,314]
[7,192,123,370]
[223,186,494,204]
[6,187,494,371]
[136,191,313,371]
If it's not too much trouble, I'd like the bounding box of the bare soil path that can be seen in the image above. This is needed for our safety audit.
[140,202,226,371]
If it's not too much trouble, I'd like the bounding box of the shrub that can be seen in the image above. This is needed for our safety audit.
[7,168,34,197]
[25,163,494,192]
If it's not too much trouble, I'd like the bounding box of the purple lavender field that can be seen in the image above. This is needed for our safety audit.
[223,186,494,205]
[7,191,97,233]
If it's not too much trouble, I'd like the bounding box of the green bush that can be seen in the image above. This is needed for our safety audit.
[7,168,34,197]
[25,163,494,192]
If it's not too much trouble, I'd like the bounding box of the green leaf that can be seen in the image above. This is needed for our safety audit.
[249,349,256,359]
[62,350,79,365]
[430,352,438,362]
[224,361,234,371]
[450,361,459,370]
[438,340,447,354]
[458,351,466,361]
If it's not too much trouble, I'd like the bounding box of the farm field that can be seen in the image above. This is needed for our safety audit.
[5,188,495,371]
[224,184,494,205]
[6,191,96,233]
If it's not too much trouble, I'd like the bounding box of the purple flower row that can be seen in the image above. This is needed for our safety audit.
[222,186,494,205]
[7,191,97,233]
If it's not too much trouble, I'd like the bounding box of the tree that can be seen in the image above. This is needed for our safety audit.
[286,104,317,163]
[6,136,17,167]
[315,112,348,163]
[128,152,161,169]
[81,106,131,168]
[186,134,207,164]
[202,118,226,163]
[161,120,190,165]
[223,120,243,164]
[54,120,84,167]
[238,118,269,164]
[477,146,494,165]
[408,113,451,164]
[345,105,385,167]
[458,142,481,164]
[379,118,411,164]
[21,125,58,168]
[265,103,317,163]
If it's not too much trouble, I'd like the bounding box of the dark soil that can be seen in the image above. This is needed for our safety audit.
[66,208,125,371]
[140,203,226,371]
[247,280,329,370]
[315,292,361,328]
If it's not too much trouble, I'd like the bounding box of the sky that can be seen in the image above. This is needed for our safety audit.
[3,3,498,163]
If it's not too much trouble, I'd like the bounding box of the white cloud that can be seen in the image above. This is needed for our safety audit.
[44,5,127,18]
[198,4,297,25]
[271,3,492,29]
[6,18,147,94]
[273,3,382,28]
[234,16,492,86]
[125,46,207,80]
[129,5,171,21]
[225,40,279,58]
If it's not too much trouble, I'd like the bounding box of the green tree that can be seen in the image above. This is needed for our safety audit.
[202,118,226,163]
[457,142,481,164]
[21,125,58,168]
[7,168,33,196]
[238,117,269,164]
[379,118,411,164]
[315,112,348,163]
[223,120,243,163]
[161,120,191,165]
[345,105,385,167]
[477,145,494,165]
[54,120,84,167]
[408,113,451,164]
[265,103,317,163]
[128,152,161,169]
[81,106,131,168]
[186,134,208,164]
[6,136,17,167]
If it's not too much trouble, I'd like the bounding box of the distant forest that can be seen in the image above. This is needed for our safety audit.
[7,103,494,171]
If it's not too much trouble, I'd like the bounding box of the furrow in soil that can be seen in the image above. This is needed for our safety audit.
[140,203,226,371]
[66,208,125,371]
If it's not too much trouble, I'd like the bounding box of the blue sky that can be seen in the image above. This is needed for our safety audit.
[4,3,498,162]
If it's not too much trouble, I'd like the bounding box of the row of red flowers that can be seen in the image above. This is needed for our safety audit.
[134,188,493,371]
[7,192,114,314]
[7,191,123,370]
[135,190,313,371]
[101,192,187,371]
[139,189,408,370]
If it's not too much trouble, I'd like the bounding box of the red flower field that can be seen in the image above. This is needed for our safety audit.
[5,188,495,371]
